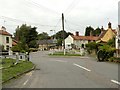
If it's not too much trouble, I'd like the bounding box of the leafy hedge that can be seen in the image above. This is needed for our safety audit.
[97,45,115,61]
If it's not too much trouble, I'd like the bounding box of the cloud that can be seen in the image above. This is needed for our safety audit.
[0,0,119,35]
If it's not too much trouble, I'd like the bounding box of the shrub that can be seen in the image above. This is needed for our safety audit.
[85,42,100,54]
[98,45,115,61]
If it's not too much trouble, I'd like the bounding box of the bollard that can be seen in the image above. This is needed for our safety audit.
[15,52,19,65]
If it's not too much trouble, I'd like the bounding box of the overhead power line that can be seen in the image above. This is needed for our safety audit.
[0,16,61,28]
[64,0,80,16]
[25,0,60,15]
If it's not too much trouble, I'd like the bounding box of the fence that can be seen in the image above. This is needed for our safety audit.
[0,52,28,61]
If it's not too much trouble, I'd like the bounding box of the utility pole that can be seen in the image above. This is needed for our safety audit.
[62,13,66,55]
[116,26,120,57]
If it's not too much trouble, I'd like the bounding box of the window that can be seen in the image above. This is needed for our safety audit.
[6,37,9,43]
[6,45,9,51]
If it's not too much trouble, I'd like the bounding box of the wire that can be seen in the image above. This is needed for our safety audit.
[25,0,60,15]
[65,19,82,27]
[0,16,61,28]
[65,19,81,32]
[64,0,80,16]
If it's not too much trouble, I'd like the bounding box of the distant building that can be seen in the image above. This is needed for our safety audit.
[65,32,98,49]
[37,39,57,51]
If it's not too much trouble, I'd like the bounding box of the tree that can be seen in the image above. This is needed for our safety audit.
[14,24,38,52]
[92,27,101,36]
[37,32,50,40]
[27,27,38,48]
[85,26,94,36]
[54,30,73,46]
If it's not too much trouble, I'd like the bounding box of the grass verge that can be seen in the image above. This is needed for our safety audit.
[49,51,81,56]
[2,58,34,83]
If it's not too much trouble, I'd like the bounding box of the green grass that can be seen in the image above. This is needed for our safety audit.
[49,51,81,56]
[1,58,16,68]
[2,59,34,82]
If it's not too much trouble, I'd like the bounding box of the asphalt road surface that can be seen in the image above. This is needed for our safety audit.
[3,51,120,88]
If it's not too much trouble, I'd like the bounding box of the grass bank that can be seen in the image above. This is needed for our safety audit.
[2,58,34,83]
[49,51,81,56]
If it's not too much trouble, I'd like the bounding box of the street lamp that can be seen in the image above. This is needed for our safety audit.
[50,30,56,54]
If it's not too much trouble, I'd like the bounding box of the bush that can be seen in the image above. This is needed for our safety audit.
[11,45,20,52]
[85,42,101,54]
[98,45,115,61]
[29,48,38,52]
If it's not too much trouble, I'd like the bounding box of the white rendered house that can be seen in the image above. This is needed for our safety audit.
[65,32,98,49]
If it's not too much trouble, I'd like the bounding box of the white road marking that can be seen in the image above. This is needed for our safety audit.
[23,71,34,86]
[73,63,91,72]
[111,80,120,85]
[23,79,29,85]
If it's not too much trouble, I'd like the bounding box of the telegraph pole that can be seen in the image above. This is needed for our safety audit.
[62,13,66,55]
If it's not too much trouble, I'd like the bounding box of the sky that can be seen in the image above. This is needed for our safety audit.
[0,0,119,36]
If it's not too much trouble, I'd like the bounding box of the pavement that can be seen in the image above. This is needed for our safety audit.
[2,51,120,88]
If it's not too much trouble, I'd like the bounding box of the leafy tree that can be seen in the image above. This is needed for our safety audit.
[92,27,101,36]
[14,24,38,52]
[85,42,99,54]
[37,32,50,40]
[85,26,94,36]
[54,30,73,46]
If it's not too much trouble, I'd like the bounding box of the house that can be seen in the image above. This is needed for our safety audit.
[65,32,98,49]
[0,26,12,51]
[97,22,117,43]
[37,39,57,51]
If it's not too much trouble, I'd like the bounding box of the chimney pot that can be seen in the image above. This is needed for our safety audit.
[76,31,79,36]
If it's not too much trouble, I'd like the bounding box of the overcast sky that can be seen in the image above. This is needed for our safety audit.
[0,0,119,36]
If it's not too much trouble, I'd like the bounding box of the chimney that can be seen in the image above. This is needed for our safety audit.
[1,26,6,31]
[108,22,112,29]
[76,31,79,36]
[101,26,104,33]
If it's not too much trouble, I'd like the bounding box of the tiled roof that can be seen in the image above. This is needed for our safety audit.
[71,35,98,41]
[97,29,117,40]
[0,30,12,36]
[37,39,56,45]
[97,30,107,40]
[12,39,18,46]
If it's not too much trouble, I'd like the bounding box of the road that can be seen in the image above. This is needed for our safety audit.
[3,51,120,88]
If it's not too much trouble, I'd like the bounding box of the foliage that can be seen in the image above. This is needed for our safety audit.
[107,37,115,47]
[85,42,99,54]
[54,30,73,46]
[56,39,63,46]
[85,26,94,36]
[98,45,116,61]
[11,45,21,52]
[14,24,38,52]
[99,45,115,52]
[37,32,50,40]
[29,48,38,52]
[49,51,81,56]
[92,27,101,36]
